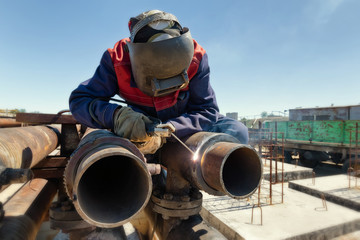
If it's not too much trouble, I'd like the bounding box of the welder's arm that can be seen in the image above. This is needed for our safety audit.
[69,51,120,129]
[165,53,221,139]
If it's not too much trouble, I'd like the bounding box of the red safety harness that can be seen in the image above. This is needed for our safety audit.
[108,38,205,111]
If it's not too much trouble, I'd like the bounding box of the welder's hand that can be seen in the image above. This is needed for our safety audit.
[134,135,163,155]
[113,107,153,142]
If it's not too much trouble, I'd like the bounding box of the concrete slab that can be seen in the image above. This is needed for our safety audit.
[331,230,360,240]
[262,159,313,182]
[200,181,360,240]
[289,174,360,211]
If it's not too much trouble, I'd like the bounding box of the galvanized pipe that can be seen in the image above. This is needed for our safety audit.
[0,126,59,168]
[64,129,152,228]
[161,132,263,199]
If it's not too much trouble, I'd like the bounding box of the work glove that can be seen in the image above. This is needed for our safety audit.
[113,107,153,142]
[134,122,176,155]
[113,107,165,154]
[134,136,163,155]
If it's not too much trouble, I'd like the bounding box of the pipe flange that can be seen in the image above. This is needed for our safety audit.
[150,192,202,220]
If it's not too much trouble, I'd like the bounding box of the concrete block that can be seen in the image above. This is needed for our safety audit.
[262,159,313,182]
[289,174,360,211]
[201,181,360,240]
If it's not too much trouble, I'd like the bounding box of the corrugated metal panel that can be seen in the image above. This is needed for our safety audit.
[343,121,360,144]
[288,121,312,141]
[350,106,360,120]
[289,107,350,121]
[312,121,344,143]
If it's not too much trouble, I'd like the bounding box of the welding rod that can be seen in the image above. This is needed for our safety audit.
[171,132,196,155]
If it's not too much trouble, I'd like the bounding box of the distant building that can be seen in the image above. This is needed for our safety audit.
[289,105,360,121]
[226,112,238,120]
[0,109,16,118]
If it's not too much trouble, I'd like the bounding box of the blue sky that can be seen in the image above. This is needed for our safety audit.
[0,0,359,118]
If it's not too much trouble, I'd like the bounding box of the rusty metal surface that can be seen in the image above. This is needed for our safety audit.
[32,156,68,168]
[64,129,152,228]
[160,132,263,198]
[16,112,78,124]
[0,118,22,128]
[201,142,263,198]
[64,128,145,198]
[60,130,262,238]
[32,168,65,179]
[29,156,68,180]
[0,178,57,240]
[160,132,239,196]
[263,120,360,146]
[0,126,59,168]
[150,190,203,219]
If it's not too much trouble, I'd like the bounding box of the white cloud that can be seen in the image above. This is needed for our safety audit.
[308,0,345,25]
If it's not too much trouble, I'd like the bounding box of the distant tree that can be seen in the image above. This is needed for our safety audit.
[9,109,18,114]
[8,109,26,114]
[261,111,268,118]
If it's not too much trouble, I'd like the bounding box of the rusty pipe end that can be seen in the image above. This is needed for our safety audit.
[70,147,152,228]
[201,142,263,199]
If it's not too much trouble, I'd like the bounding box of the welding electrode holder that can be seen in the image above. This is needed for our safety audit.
[145,118,175,138]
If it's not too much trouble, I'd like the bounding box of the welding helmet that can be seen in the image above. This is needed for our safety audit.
[126,10,194,97]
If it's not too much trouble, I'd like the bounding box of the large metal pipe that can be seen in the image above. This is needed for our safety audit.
[201,142,262,198]
[64,129,152,228]
[0,126,59,168]
[161,132,263,198]
[0,178,57,240]
[0,118,22,128]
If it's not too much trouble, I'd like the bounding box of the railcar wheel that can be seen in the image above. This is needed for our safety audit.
[284,151,293,163]
[298,151,319,168]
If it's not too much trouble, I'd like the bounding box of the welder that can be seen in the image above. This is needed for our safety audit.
[69,10,248,155]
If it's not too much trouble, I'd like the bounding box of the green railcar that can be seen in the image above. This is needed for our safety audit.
[262,120,360,169]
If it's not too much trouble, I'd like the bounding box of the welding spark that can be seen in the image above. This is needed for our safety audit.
[192,149,200,162]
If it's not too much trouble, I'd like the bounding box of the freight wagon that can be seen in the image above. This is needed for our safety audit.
[261,105,360,170]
